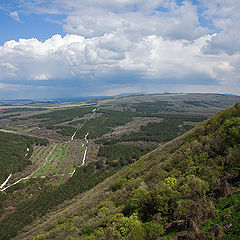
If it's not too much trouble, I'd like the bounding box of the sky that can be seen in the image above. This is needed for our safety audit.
[0,0,240,99]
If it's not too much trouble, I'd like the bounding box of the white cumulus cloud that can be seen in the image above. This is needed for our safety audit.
[0,32,239,93]
[0,0,240,97]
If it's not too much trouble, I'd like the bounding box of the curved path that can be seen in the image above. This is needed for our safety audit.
[0,144,57,192]
[71,131,77,141]
[0,173,12,189]
[80,108,97,166]
[1,108,98,190]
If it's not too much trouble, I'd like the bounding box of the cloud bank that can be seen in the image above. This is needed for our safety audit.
[0,0,240,98]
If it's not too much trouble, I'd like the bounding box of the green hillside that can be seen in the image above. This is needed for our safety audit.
[7,102,239,240]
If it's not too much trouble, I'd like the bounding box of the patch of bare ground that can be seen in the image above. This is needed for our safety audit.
[29,127,69,141]
[0,205,15,221]
[63,142,77,183]
[100,105,125,111]
[183,121,200,126]
[52,144,68,177]
[58,141,73,177]
[118,141,159,148]
[31,146,46,164]
[0,119,12,128]
[102,117,163,138]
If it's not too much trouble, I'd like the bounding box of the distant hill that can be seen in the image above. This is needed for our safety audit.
[1,93,240,109]
[0,99,55,106]
[6,102,240,240]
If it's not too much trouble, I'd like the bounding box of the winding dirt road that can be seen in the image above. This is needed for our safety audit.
[1,108,98,190]
[0,144,57,192]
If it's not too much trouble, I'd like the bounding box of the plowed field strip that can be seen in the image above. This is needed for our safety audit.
[54,144,69,184]
[49,144,65,175]
[59,146,72,184]
[30,145,42,159]
[75,141,84,166]
[34,144,55,167]
[58,141,73,176]
[32,144,55,167]
[60,141,77,184]
[45,143,61,176]
[40,144,58,177]
[68,141,78,178]
[33,144,56,177]
[31,146,47,164]
[53,144,68,176]
[55,143,69,177]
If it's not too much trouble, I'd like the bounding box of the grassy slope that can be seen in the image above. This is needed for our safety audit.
[14,102,240,240]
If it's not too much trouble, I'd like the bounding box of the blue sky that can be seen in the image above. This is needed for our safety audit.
[0,0,240,99]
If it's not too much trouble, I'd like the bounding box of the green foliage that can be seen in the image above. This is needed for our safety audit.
[98,144,152,168]
[82,213,165,240]
[202,192,240,240]
[105,213,142,238]
[2,107,46,113]
[125,189,150,216]
[46,125,76,136]
[179,175,209,200]
[132,101,174,113]
[216,117,240,147]
[31,107,93,124]
[141,221,165,239]
[76,110,140,139]
[165,177,177,189]
[75,116,110,139]
[0,132,48,183]
[184,100,207,107]
[95,160,104,169]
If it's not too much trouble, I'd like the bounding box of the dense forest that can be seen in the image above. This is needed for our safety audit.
[132,101,175,113]
[31,107,93,125]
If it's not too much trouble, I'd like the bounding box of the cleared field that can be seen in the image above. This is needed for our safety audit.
[30,140,84,184]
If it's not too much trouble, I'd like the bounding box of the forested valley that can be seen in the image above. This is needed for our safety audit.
[0,93,239,240]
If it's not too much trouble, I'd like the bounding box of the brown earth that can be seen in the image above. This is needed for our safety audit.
[102,117,163,138]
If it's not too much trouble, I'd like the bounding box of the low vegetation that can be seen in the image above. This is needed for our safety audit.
[31,107,93,124]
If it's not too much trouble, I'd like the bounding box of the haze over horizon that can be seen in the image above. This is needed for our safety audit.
[0,0,240,99]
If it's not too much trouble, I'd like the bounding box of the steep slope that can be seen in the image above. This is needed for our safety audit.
[11,102,240,240]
